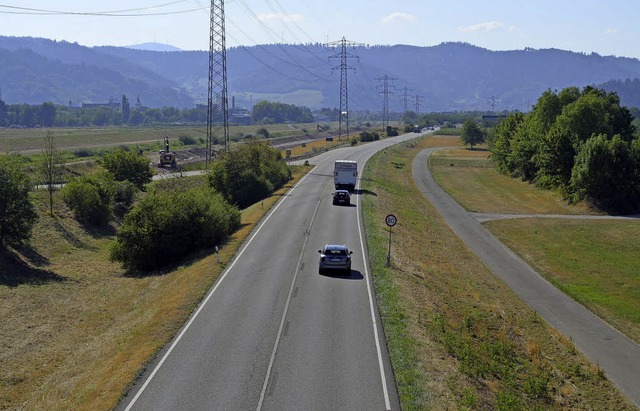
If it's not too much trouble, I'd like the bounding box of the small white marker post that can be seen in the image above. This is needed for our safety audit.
[215,245,220,264]
[385,214,397,267]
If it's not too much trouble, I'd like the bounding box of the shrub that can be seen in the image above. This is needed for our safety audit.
[209,141,291,208]
[113,180,138,217]
[178,135,197,145]
[110,187,240,271]
[0,154,37,245]
[101,148,153,190]
[62,175,113,226]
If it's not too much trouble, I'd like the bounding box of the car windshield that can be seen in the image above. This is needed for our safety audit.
[325,248,347,256]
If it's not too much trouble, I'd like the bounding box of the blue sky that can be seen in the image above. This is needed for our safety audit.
[1,0,639,58]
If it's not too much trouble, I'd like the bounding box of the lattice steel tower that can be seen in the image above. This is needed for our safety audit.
[376,74,397,130]
[326,37,359,140]
[206,0,229,164]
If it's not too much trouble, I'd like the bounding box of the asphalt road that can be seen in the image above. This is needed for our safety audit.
[413,148,640,407]
[118,133,423,411]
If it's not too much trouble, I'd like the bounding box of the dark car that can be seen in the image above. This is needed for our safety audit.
[332,190,351,205]
[318,244,353,274]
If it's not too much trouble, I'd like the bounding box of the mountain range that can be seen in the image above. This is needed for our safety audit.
[2,36,640,112]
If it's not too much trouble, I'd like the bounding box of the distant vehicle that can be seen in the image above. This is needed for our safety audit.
[413,125,421,133]
[334,160,357,191]
[158,136,177,168]
[318,244,353,274]
[332,190,351,205]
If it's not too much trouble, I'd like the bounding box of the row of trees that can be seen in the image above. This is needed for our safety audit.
[489,86,640,212]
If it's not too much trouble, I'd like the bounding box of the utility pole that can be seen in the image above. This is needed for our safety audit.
[400,86,410,113]
[206,0,229,165]
[376,74,397,131]
[411,94,423,115]
[488,96,498,112]
[326,37,360,140]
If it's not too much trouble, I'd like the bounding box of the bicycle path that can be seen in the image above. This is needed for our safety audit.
[413,148,640,407]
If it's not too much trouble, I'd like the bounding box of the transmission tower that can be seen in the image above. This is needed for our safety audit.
[411,94,424,115]
[376,74,397,130]
[206,0,229,164]
[326,37,360,140]
[399,86,411,113]
[488,96,498,112]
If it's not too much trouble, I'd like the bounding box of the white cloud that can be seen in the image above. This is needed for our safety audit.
[257,13,304,23]
[458,21,504,33]
[381,12,417,26]
[604,28,618,35]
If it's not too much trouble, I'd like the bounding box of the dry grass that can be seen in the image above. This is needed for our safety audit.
[430,148,597,214]
[361,135,634,410]
[0,166,310,410]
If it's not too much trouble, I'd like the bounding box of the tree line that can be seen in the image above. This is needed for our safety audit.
[488,86,640,213]
[0,97,324,128]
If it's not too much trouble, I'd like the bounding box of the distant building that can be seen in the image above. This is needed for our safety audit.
[82,97,120,109]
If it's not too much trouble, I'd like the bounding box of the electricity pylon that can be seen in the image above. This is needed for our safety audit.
[326,37,360,140]
[206,0,229,164]
[376,74,397,130]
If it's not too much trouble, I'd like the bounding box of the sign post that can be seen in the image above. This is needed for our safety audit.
[385,214,397,267]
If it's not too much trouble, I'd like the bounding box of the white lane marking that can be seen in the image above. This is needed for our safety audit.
[356,170,392,410]
[124,168,317,411]
[256,179,332,410]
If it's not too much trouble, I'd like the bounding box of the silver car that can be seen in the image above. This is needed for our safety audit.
[318,244,353,274]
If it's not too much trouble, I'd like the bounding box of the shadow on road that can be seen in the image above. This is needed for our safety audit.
[320,269,364,280]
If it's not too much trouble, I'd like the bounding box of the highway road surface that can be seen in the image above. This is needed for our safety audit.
[118,133,423,411]
[413,148,640,408]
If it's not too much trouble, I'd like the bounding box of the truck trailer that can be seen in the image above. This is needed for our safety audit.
[334,160,358,191]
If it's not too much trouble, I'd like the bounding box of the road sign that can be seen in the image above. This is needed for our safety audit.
[385,214,397,227]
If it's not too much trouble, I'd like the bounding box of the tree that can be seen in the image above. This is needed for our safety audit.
[460,118,486,148]
[209,141,290,208]
[569,134,640,212]
[40,102,56,127]
[101,148,153,190]
[122,94,130,124]
[0,155,38,245]
[40,131,63,215]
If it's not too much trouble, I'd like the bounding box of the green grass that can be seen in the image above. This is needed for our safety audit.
[360,135,634,410]
[430,148,597,214]
[487,218,640,343]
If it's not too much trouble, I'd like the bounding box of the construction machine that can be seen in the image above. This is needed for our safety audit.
[158,136,177,168]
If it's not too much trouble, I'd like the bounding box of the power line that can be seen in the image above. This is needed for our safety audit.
[0,1,205,16]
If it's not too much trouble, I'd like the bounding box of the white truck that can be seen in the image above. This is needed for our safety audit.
[334,160,358,191]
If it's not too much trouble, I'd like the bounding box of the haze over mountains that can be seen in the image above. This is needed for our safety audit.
[2,36,640,112]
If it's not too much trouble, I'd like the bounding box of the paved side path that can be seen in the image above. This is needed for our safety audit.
[413,148,640,407]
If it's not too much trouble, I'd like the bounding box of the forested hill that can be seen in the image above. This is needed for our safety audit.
[2,36,640,111]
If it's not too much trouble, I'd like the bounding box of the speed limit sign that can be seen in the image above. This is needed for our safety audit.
[385,214,397,227]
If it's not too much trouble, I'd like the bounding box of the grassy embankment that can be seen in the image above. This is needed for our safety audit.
[361,134,634,409]
[0,165,310,410]
[430,147,640,345]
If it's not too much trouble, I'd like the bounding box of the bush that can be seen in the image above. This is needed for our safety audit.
[113,180,138,217]
[101,148,153,190]
[178,135,197,145]
[359,131,380,142]
[62,175,113,226]
[209,141,291,208]
[110,187,240,271]
[0,154,38,245]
